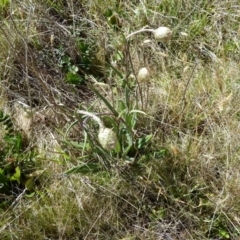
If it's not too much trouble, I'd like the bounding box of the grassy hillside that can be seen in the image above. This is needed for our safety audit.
[0,0,240,239]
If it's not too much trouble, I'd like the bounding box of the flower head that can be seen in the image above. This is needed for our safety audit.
[78,110,118,151]
[153,27,172,42]
[98,127,118,151]
[137,67,150,83]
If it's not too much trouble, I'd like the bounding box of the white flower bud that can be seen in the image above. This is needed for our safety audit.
[98,127,118,151]
[153,27,172,42]
[137,67,150,83]
[143,39,152,44]
[78,110,118,151]
[180,32,188,37]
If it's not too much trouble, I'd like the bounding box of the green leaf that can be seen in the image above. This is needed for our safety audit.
[15,133,23,151]
[118,100,127,112]
[25,178,35,191]
[25,192,35,198]
[0,168,8,183]
[62,140,89,150]
[118,108,127,119]
[219,229,230,239]
[0,169,10,194]
[108,14,117,25]
[114,140,121,153]
[64,163,100,175]
[0,0,9,12]
[64,120,79,138]
[126,112,137,129]
[102,115,118,129]
[65,72,83,85]
[106,62,124,79]
[10,167,21,184]
[126,131,133,146]
[137,134,153,149]
[129,110,147,115]
[122,144,133,157]
[124,83,130,108]
[89,84,118,116]
[104,8,113,17]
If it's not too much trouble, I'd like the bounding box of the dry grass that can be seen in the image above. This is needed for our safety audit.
[0,0,240,239]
